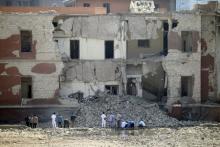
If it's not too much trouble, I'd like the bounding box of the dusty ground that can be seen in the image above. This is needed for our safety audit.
[0,123,220,147]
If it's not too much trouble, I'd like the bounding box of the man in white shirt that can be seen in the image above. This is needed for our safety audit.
[51,112,57,128]
[101,112,106,128]
[138,120,146,128]
[121,121,128,128]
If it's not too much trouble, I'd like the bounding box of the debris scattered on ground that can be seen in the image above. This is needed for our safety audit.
[74,92,198,128]
[1,124,220,147]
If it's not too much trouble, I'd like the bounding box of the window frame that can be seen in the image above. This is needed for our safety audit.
[83,3,90,7]
[105,40,114,59]
[138,39,150,48]
[70,40,80,59]
[20,30,32,53]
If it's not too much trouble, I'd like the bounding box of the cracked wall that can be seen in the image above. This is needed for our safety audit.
[59,60,126,97]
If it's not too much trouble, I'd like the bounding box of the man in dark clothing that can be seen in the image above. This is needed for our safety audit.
[64,119,69,128]
[25,116,30,127]
[57,114,64,128]
[30,115,34,128]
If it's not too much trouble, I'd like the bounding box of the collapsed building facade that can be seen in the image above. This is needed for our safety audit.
[53,12,201,107]
[0,0,220,114]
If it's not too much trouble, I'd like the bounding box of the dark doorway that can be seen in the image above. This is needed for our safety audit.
[70,40,79,59]
[181,76,193,97]
[105,40,114,59]
[105,85,119,95]
[21,77,32,99]
[127,78,137,96]
[201,70,209,103]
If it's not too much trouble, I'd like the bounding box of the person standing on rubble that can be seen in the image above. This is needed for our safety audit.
[32,115,38,128]
[51,112,57,128]
[108,112,115,128]
[116,113,122,128]
[30,115,34,128]
[101,112,107,128]
[57,114,64,128]
[25,116,30,127]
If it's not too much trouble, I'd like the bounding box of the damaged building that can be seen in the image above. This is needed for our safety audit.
[0,0,220,124]
[53,12,202,107]
[0,5,204,107]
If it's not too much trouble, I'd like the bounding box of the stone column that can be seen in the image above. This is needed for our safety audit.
[166,75,181,107]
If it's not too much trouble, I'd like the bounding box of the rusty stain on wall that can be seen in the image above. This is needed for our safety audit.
[0,76,21,105]
[0,63,22,76]
[31,63,56,74]
[0,34,37,59]
[201,38,208,54]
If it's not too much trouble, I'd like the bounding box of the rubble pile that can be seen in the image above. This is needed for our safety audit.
[74,92,195,128]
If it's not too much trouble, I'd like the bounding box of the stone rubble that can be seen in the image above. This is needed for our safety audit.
[74,92,198,128]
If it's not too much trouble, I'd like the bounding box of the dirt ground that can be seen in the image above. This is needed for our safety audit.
[0,123,220,147]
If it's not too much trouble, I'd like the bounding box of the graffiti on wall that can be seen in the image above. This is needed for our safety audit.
[130,0,155,13]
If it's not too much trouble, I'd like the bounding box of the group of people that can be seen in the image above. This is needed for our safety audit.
[25,112,145,129]
[101,112,146,129]
[51,112,72,128]
[25,115,39,128]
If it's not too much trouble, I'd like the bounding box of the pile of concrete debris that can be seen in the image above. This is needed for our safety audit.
[74,92,196,128]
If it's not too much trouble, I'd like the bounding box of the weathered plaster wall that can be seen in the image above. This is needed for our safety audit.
[127,34,163,59]
[163,13,201,106]
[163,50,201,105]
[0,14,63,105]
[0,61,63,100]
[0,14,60,61]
